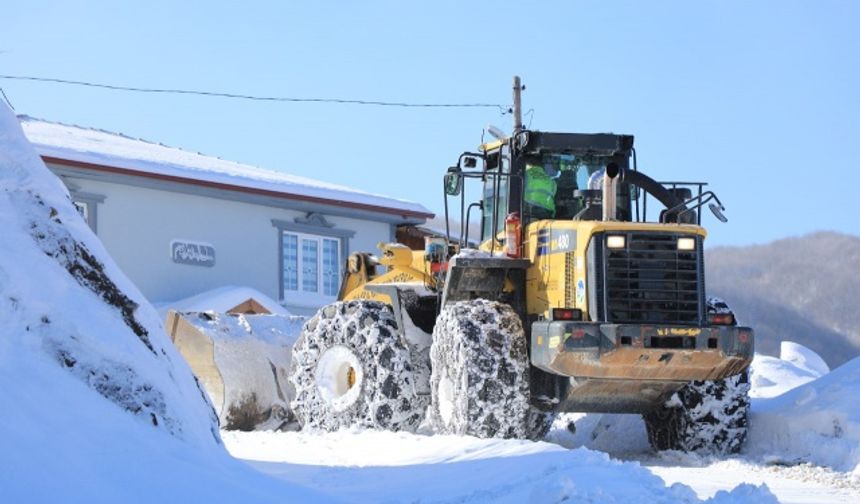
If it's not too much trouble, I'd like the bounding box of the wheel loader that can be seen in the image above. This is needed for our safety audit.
[289,77,754,452]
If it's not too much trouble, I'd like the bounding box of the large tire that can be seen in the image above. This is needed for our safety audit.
[643,371,750,453]
[289,300,423,432]
[528,370,562,440]
[428,299,532,439]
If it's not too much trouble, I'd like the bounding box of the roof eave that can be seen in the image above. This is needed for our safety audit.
[42,155,434,221]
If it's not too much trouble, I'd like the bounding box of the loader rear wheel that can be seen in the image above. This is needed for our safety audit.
[289,300,423,432]
[428,299,533,439]
[643,371,750,454]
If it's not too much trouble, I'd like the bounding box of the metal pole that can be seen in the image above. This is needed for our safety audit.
[512,75,523,133]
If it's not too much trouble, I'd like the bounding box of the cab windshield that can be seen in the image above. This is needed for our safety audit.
[524,153,631,221]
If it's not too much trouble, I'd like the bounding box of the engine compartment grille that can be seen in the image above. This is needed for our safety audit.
[596,232,703,325]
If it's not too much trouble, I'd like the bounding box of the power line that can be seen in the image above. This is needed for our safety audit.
[0,74,511,113]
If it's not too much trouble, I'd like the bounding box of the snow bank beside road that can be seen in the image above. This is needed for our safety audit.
[0,104,330,503]
[0,104,219,449]
[750,354,860,474]
[745,342,860,475]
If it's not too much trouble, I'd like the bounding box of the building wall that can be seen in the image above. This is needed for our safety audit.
[54,169,393,314]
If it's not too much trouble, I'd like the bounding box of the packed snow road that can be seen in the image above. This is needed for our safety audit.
[223,428,856,503]
[220,344,860,503]
[644,457,860,504]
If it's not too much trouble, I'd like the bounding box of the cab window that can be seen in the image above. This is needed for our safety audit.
[523,153,630,222]
[481,146,510,240]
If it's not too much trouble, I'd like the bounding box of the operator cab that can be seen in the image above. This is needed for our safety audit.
[444,130,726,247]
[478,131,637,239]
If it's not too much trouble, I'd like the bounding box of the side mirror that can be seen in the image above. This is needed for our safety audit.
[709,203,728,223]
[444,170,463,196]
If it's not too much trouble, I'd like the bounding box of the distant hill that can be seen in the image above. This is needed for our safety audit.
[706,231,860,369]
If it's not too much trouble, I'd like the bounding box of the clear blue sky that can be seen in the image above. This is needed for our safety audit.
[3,1,858,247]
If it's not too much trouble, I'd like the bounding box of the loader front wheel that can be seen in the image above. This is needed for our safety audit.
[643,371,750,454]
[429,299,532,439]
[289,300,423,432]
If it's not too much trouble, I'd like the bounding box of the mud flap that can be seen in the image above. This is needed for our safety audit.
[440,256,529,315]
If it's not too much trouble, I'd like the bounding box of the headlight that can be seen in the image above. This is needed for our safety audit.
[607,235,626,249]
[677,237,696,251]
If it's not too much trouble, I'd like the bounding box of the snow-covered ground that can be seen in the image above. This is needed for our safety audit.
[220,344,860,504]
[223,430,776,503]
[222,422,857,504]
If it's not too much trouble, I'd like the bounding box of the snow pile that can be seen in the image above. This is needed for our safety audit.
[224,430,778,503]
[0,104,329,502]
[749,352,860,474]
[750,341,830,398]
[547,412,652,454]
[780,341,830,376]
[161,285,291,317]
[180,311,306,430]
[417,216,481,245]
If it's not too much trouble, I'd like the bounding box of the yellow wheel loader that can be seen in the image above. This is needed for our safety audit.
[289,78,754,452]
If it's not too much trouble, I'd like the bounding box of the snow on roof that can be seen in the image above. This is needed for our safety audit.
[160,286,290,316]
[19,115,432,219]
[417,216,481,244]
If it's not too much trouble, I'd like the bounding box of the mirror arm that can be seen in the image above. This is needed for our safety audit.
[676,192,715,222]
[663,190,726,224]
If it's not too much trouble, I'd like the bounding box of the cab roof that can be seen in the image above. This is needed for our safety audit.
[480,130,634,157]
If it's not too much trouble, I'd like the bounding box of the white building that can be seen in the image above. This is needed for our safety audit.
[20,116,432,315]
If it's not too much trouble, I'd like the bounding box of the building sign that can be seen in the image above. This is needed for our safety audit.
[170,240,216,267]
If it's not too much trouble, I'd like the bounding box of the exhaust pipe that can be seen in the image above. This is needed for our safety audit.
[602,162,620,221]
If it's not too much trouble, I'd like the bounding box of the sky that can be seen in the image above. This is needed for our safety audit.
[2,0,858,247]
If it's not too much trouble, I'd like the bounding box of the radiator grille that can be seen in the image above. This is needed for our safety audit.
[600,233,703,324]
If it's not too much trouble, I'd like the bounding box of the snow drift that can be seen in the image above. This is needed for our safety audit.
[749,341,829,399]
[0,104,330,502]
[750,352,860,474]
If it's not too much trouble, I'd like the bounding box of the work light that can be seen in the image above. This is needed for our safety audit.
[677,237,696,251]
[607,235,626,249]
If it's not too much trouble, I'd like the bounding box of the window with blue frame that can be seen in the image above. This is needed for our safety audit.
[282,232,340,298]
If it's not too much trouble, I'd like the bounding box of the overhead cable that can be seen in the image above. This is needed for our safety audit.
[0,75,510,113]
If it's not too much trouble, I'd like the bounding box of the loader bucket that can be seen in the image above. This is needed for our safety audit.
[165,310,306,431]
